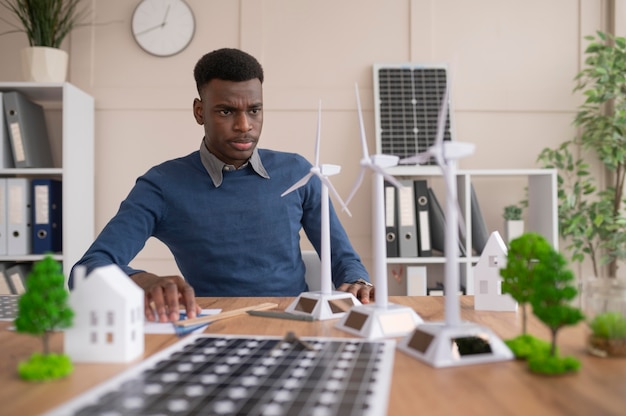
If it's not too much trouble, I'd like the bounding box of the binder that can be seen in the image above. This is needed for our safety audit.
[384,182,399,257]
[397,180,418,257]
[7,178,31,255]
[0,264,12,295]
[0,178,7,255]
[413,180,432,257]
[471,184,490,255]
[5,263,29,295]
[0,92,15,168]
[32,179,63,254]
[2,91,54,168]
[427,187,466,256]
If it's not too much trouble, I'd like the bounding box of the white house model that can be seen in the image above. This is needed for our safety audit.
[65,265,144,362]
[473,231,518,312]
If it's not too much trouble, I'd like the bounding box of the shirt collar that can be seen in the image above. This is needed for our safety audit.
[199,139,270,187]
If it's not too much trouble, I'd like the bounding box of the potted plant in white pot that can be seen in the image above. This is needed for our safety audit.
[0,0,88,82]
[503,204,524,244]
[537,30,626,356]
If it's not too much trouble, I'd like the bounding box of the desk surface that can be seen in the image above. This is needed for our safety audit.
[1,296,624,416]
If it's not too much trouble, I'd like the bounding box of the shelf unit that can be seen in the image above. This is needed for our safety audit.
[0,82,94,279]
[384,166,558,295]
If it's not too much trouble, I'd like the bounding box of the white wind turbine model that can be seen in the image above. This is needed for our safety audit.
[335,84,423,339]
[396,82,513,367]
[283,100,361,320]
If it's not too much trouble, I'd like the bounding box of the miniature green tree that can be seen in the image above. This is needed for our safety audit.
[500,233,552,335]
[528,245,585,374]
[500,233,553,359]
[15,255,74,381]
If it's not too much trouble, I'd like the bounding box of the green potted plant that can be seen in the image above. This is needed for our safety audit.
[503,204,524,244]
[0,0,89,82]
[585,277,626,357]
[537,31,626,279]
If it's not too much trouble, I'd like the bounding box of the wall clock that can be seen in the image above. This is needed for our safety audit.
[131,0,195,57]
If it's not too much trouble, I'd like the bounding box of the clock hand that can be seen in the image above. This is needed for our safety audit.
[134,22,165,37]
[161,5,171,25]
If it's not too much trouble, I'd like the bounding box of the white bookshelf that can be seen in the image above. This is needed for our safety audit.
[384,166,558,295]
[0,82,94,279]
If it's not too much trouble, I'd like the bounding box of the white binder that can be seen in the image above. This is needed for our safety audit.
[7,178,31,255]
[397,179,418,257]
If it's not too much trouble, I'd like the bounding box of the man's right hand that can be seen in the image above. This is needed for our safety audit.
[130,272,201,322]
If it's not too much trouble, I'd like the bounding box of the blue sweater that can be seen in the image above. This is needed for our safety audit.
[73,148,369,296]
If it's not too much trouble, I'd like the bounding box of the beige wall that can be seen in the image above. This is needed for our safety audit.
[0,0,619,278]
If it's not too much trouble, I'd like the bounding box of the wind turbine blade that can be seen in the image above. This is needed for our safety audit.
[434,82,449,149]
[399,151,433,166]
[314,99,321,166]
[281,172,314,197]
[355,83,370,160]
[344,167,366,207]
[370,164,405,189]
[321,176,352,217]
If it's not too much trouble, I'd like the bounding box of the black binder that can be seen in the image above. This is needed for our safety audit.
[427,187,466,256]
[471,184,490,255]
[384,182,399,257]
[413,180,432,256]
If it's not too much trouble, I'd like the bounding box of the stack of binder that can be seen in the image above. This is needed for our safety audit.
[0,178,62,256]
[0,91,61,257]
[383,179,433,258]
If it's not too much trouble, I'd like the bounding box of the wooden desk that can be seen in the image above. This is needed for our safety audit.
[1,296,624,416]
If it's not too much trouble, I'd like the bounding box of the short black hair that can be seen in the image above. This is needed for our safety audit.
[194,48,264,93]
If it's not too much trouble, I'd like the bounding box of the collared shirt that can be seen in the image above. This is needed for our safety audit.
[199,140,270,187]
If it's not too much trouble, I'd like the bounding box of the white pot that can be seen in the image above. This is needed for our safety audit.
[504,220,524,244]
[21,46,69,82]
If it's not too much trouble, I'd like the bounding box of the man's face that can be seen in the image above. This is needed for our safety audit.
[193,78,263,168]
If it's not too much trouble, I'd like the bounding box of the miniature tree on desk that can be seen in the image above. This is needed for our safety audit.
[501,233,584,375]
[15,255,74,381]
[529,243,584,374]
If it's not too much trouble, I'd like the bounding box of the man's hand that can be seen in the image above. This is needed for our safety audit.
[131,272,201,322]
[337,279,375,304]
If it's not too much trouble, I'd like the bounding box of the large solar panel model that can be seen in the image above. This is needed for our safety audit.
[374,64,453,165]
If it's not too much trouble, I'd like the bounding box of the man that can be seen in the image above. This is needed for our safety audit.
[72,48,373,322]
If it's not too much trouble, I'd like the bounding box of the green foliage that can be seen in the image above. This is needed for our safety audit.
[0,0,88,48]
[500,233,554,334]
[589,312,626,339]
[537,31,626,277]
[504,334,552,360]
[530,245,585,356]
[527,353,581,375]
[503,204,523,221]
[18,352,73,381]
[501,232,585,375]
[15,255,73,354]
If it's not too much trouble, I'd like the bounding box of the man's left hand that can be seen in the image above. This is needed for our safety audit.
[338,279,375,304]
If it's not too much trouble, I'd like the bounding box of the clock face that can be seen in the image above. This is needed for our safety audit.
[131,0,195,57]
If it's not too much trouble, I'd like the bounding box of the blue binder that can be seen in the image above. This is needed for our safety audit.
[31,179,62,254]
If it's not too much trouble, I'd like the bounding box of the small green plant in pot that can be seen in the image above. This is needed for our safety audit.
[503,204,524,245]
[585,277,626,357]
[588,312,626,357]
[503,204,522,221]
